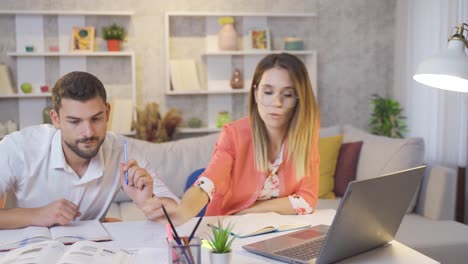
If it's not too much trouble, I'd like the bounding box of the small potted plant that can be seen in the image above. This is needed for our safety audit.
[207,219,236,264]
[369,94,408,138]
[102,23,126,51]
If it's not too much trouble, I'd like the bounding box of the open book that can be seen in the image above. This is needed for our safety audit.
[210,212,311,238]
[0,240,163,264]
[0,220,112,251]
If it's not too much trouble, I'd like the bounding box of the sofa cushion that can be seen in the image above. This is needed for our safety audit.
[125,133,220,198]
[343,125,424,212]
[318,135,343,199]
[334,141,363,196]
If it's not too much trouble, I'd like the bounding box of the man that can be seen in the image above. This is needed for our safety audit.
[0,71,178,229]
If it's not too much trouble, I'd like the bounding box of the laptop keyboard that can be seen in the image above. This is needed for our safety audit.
[274,238,325,261]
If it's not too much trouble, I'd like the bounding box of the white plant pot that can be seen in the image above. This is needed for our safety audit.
[209,251,232,264]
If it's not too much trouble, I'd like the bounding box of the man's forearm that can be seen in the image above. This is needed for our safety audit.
[0,208,38,229]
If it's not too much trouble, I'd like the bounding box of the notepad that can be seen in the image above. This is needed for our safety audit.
[209,212,311,238]
[0,220,112,251]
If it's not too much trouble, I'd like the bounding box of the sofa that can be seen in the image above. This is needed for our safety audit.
[107,125,468,264]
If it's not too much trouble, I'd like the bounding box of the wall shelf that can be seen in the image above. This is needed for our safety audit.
[203,50,316,56]
[165,12,317,132]
[166,11,316,17]
[0,11,136,132]
[166,89,249,95]
[178,127,221,133]
[0,93,51,99]
[8,51,135,57]
[0,10,134,16]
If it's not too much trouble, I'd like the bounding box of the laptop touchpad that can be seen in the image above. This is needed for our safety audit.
[290,229,324,240]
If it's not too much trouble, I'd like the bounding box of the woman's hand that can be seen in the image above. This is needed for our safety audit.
[120,159,153,205]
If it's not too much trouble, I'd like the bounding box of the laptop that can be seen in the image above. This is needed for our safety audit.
[243,166,425,264]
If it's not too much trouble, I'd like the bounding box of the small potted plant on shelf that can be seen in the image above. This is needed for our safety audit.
[102,23,126,51]
[207,219,236,264]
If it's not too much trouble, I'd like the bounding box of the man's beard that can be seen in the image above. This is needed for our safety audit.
[64,136,104,159]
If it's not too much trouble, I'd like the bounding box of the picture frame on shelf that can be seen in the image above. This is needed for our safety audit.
[71,26,95,52]
[246,28,270,50]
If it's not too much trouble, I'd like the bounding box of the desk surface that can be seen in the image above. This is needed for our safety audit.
[99,209,438,264]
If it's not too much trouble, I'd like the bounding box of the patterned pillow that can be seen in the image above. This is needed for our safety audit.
[333,141,363,196]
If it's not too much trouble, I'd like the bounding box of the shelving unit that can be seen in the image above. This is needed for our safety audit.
[165,12,317,134]
[0,10,136,133]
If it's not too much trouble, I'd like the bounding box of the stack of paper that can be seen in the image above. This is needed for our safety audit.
[0,64,14,95]
[169,60,201,91]
[108,99,134,134]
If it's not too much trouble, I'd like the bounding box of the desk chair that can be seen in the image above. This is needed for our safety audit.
[185,168,206,217]
[0,194,5,208]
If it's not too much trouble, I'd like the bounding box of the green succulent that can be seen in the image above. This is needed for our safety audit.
[369,94,408,138]
[102,23,126,41]
[207,219,236,253]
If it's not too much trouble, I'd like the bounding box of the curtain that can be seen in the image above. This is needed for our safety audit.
[394,0,468,168]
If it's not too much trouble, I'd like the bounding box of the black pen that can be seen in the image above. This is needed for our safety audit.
[162,205,192,264]
[188,216,203,243]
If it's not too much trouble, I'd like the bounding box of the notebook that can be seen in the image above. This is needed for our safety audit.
[243,166,425,264]
[0,240,162,264]
[209,212,311,238]
[0,220,112,251]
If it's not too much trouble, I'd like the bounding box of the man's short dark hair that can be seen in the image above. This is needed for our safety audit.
[52,71,107,113]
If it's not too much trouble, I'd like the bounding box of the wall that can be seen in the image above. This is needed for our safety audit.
[0,0,395,129]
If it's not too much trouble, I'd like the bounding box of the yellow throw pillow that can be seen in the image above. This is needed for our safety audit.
[318,135,343,199]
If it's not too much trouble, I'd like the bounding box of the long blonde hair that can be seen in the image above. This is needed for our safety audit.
[248,53,319,179]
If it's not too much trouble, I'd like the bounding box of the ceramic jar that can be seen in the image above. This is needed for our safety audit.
[218,24,238,51]
[217,111,231,128]
[230,68,243,89]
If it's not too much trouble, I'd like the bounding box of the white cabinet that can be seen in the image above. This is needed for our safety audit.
[165,12,317,134]
[0,10,135,132]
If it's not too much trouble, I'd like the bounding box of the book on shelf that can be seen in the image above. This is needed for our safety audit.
[0,64,14,95]
[169,59,201,91]
[0,240,162,264]
[209,212,311,238]
[0,220,112,252]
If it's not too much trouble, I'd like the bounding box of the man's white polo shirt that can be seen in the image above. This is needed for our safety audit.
[0,124,178,220]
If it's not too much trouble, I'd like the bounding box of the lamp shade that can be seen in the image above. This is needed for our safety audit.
[413,39,468,92]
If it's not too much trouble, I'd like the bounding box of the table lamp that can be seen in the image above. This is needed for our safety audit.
[413,22,468,223]
[413,23,468,92]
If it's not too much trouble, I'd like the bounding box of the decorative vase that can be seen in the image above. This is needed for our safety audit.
[230,68,244,89]
[107,39,121,51]
[210,251,232,264]
[187,117,202,128]
[217,111,231,128]
[218,24,238,51]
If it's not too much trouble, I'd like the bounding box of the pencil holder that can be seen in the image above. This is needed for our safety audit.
[166,236,201,264]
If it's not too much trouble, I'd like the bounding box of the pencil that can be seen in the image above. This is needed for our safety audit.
[188,216,203,243]
[162,205,192,264]
[162,205,182,245]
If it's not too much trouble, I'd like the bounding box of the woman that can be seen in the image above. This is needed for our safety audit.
[142,53,320,225]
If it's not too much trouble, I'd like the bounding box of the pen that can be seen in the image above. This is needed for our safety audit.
[123,139,129,185]
[162,205,192,264]
[188,216,203,243]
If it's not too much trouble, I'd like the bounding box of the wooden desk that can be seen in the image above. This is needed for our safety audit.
[99,210,438,263]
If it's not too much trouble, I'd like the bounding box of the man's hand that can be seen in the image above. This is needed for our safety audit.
[32,199,81,227]
[139,196,185,225]
[120,159,153,205]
